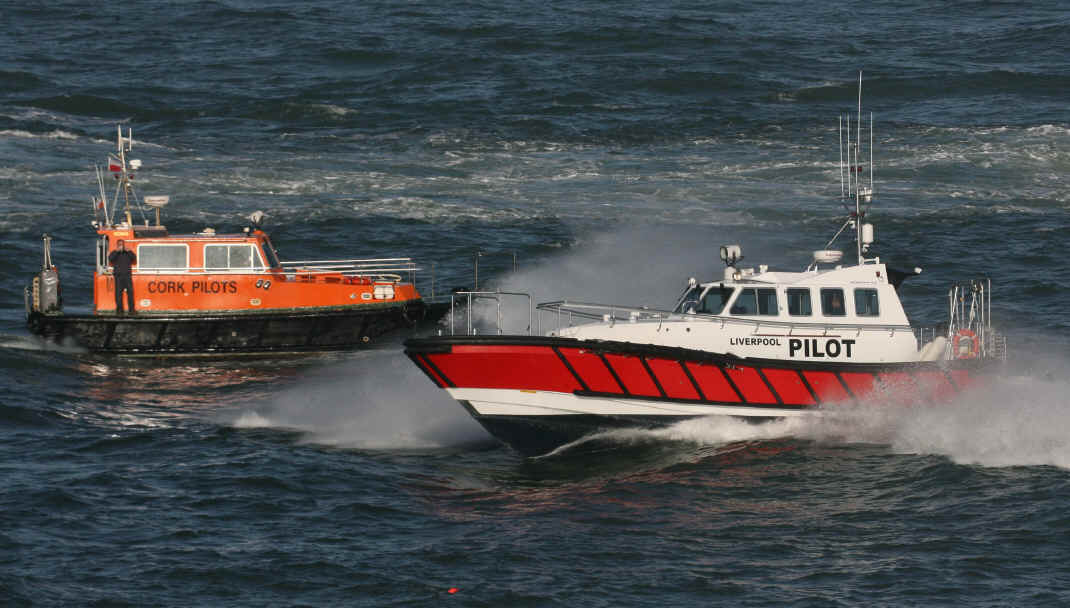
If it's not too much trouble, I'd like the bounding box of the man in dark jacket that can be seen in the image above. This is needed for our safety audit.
[108,239,137,314]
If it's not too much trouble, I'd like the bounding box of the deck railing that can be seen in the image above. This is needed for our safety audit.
[446,290,532,336]
[123,257,418,283]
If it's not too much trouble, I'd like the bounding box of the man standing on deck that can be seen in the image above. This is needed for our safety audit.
[108,240,137,315]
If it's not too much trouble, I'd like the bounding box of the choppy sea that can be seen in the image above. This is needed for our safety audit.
[2,1,1069,605]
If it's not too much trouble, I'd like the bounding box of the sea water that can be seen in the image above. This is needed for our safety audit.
[2,1,1069,605]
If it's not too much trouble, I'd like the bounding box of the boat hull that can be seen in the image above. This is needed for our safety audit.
[405,335,997,456]
[29,301,447,355]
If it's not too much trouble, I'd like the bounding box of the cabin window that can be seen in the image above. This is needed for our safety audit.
[204,244,265,272]
[786,288,812,316]
[820,288,847,316]
[262,240,281,268]
[854,288,880,316]
[731,288,777,316]
[697,285,731,314]
[136,244,188,272]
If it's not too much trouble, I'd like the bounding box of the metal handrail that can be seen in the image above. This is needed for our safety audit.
[537,300,914,333]
[280,257,413,265]
[126,265,410,282]
[447,290,532,336]
[946,277,994,359]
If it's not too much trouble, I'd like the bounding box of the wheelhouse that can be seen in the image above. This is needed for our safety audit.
[96,228,280,276]
[677,262,907,326]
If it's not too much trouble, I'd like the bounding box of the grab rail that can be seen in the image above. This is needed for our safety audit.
[127,258,418,283]
[536,300,914,334]
[447,291,532,336]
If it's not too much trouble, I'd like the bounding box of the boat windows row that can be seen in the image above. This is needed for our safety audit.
[693,285,880,318]
[127,243,271,273]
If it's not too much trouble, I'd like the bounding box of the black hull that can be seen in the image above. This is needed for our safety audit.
[28,301,448,355]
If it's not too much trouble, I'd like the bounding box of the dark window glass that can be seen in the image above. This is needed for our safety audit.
[731,289,756,315]
[821,288,846,316]
[855,288,879,316]
[262,240,281,268]
[756,288,777,315]
[787,288,812,316]
[731,288,778,316]
[698,285,731,314]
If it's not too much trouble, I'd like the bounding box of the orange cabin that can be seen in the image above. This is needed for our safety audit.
[93,226,421,314]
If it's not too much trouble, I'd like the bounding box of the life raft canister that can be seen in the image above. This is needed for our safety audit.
[952,329,980,359]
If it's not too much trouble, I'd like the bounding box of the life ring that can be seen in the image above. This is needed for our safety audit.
[952,329,979,359]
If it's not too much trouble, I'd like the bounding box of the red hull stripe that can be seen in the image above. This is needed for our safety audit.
[414,342,981,407]
[647,358,701,400]
[639,358,669,398]
[684,361,742,403]
[839,372,876,400]
[725,366,778,404]
[558,347,623,393]
[803,371,850,404]
[762,368,816,406]
[428,345,581,393]
[551,346,590,392]
[604,354,662,397]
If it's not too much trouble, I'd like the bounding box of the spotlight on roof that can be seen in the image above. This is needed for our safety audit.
[719,244,742,266]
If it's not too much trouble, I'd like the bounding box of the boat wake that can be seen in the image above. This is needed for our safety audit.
[0,332,87,354]
[538,367,1070,469]
[536,415,806,460]
[835,372,1070,469]
[227,349,490,451]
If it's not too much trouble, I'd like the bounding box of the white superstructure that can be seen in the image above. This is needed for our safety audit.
[550,256,923,364]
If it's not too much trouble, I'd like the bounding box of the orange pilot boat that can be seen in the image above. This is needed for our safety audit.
[24,127,445,355]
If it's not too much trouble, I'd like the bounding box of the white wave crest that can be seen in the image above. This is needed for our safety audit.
[0,129,79,140]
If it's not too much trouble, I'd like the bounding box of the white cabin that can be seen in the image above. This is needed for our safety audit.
[550,256,931,364]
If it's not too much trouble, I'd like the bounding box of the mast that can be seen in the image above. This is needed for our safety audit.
[830,71,875,267]
[117,126,134,227]
[855,71,863,262]
[101,126,145,228]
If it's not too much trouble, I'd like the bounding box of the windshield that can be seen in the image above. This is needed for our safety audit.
[261,238,282,268]
[697,285,733,314]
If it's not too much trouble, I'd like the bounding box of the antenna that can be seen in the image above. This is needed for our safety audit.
[855,70,863,263]
[830,71,876,266]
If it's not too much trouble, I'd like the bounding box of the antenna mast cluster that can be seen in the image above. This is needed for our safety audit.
[836,71,875,263]
[95,126,147,228]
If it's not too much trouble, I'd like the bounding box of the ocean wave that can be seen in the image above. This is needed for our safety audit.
[0,129,79,140]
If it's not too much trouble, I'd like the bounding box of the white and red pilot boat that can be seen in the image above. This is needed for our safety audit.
[405,83,1006,456]
[25,127,445,355]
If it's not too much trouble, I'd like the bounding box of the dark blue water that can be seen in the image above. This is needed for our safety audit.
[3,1,1070,605]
